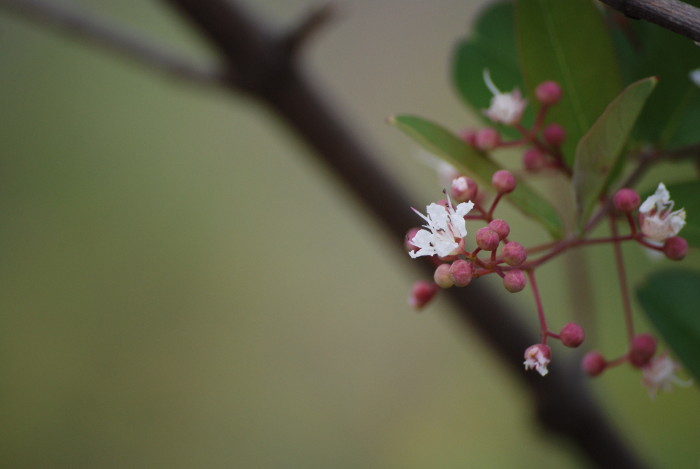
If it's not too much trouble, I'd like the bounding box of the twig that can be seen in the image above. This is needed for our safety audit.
[0,0,224,85]
[599,0,700,42]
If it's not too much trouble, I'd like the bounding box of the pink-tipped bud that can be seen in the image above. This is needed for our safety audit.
[559,322,585,348]
[629,333,657,368]
[488,219,510,240]
[503,269,527,293]
[543,123,566,146]
[613,188,641,212]
[404,227,421,253]
[433,264,453,289]
[663,236,688,261]
[451,176,477,202]
[475,227,501,251]
[460,128,478,147]
[475,127,501,151]
[491,169,516,194]
[535,80,562,105]
[582,351,607,377]
[501,241,527,266]
[449,259,473,287]
[408,281,439,310]
[522,147,545,171]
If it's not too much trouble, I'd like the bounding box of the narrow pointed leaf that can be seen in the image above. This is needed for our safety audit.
[637,269,700,383]
[389,114,563,238]
[515,0,622,165]
[573,77,657,229]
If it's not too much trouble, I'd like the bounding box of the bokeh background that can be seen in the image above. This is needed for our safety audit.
[1,1,699,467]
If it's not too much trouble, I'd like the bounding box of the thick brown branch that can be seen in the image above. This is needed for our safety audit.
[599,0,700,41]
[0,0,223,85]
[161,1,649,467]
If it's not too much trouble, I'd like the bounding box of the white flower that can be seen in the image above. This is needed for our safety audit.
[690,68,700,87]
[482,69,527,125]
[409,195,474,258]
[642,355,692,399]
[639,183,686,241]
[523,344,551,377]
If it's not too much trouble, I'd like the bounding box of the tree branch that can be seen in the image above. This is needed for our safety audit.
[0,0,224,85]
[160,1,648,467]
[599,0,700,42]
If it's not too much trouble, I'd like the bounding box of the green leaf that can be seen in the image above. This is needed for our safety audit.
[610,6,700,148]
[452,1,531,137]
[573,77,658,229]
[637,269,700,383]
[661,181,700,247]
[515,0,622,165]
[388,114,563,238]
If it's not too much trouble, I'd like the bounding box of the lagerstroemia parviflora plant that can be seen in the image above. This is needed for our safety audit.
[390,0,700,397]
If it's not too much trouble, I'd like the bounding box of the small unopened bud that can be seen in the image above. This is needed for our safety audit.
[476,227,500,251]
[629,333,657,367]
[663,236,688,260]
[491,169,516,194]
[433,264,453,288]
[535,80,562,105]
[475,127,501,151]
[501,241,527,266]
[582,351,607,377]
[449,259,473,287]
[543,123,566,146]
[488,219,510,240]
[503,269,527,293]
[559,322,585,348]
[405,227,421,253]
[408,281,439,310]
[613,188,641,212]
[522,147,545,171]
[451,176,477,202]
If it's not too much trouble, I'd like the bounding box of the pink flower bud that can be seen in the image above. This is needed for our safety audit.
[543,123,566,146]
[501,241,527,266]
[408,281,439,310]
[582,351,607,377]
[433,264,453,288]
[491,169,516,194]
[522,147,545,171]
[613,188,641,212]
[535,80,562,105]
[451,176,478,202]
[663,236,688,260]
[629,333,657,368]
[404,227,421,253]
[559,322,585,348]
[503,269,526,293]
[475,127,501,151]
[488,219,510,240]
[475,227,500,251]
[449,259,473,287]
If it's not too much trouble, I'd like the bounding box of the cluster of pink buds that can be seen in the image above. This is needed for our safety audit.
[462,71,569,175]
[403,71,691,394]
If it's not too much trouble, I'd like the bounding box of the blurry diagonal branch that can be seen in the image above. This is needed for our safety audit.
[0,0,650,467]
[0,0,223,85]
[599,0,700,42]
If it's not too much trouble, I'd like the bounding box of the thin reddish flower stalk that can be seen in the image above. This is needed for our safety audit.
[527,269,550,343]
[608,215,635,342]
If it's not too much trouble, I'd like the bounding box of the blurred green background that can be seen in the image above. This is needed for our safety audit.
[1,1,698,468]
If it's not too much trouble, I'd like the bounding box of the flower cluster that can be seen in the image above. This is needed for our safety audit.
[403,70,692,396]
